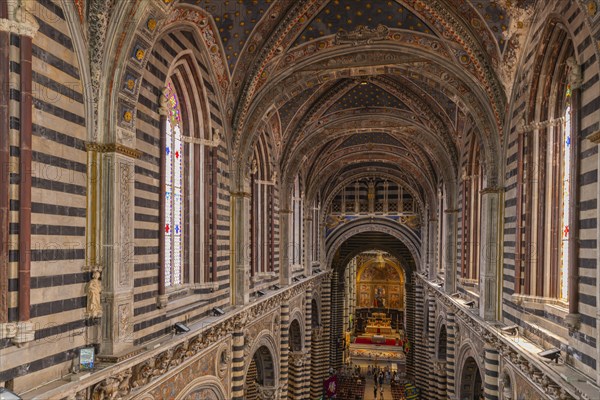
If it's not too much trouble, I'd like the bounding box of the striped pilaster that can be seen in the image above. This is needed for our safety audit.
[426,297,439,399]
[414,282,428,392]
[405,274,416,380]
[310,282,330,399]
[446,311,457,397]
[280,300,291,398]
[330,270,344,370]
[231,330,246,400]
[343,266,350,333]
[435,360,447,399]
[484,345,500,400]
[302,286,313,399]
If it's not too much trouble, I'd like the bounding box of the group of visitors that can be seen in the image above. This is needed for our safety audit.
[338,363,363,380]
[367,364,400,399]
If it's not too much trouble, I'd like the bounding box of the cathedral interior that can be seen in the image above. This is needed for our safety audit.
[1,0,600,399]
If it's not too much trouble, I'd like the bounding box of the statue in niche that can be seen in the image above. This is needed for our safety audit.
[86,269,103,318]
[566,56,582,88]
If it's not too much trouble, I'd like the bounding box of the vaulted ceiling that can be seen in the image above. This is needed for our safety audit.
[109,0,537,247]
[210,0,538,217]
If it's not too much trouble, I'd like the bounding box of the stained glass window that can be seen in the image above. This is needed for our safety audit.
[560,85,572,301]
[164,82,183,287]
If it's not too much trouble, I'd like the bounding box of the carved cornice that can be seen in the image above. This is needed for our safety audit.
[480,187,504,195]
[517,117,565,134]
[586,130,600,144]
[230,191,252,198]
[86,143,142,159]
[0,17,38,37]
[422,277,595,400]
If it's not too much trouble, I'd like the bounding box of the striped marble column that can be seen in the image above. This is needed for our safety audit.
[446,311,457,398]
[484,344,500,400]
[330,270,344,370]
[405,273,416,380]
[311,276,331,395]
[414,281,429,392]
[434,360,447,399]
[302,285,313,399]
[426,296,439,399]
[279,300,291,398]
[231,329,246,400]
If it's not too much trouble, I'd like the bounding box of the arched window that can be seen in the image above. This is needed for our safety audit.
[516,22,578,304]
[560,84,572,301]
[164,82,184,287]
[251,133,274,277]
[461,137,483,284]
[291,175,303,266]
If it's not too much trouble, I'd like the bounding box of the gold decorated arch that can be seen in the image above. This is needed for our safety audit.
[356,254,405,310]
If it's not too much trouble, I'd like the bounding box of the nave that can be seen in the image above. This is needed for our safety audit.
[1,0,600,399]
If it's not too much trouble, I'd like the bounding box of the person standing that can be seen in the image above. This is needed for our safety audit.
[373,382,378,398]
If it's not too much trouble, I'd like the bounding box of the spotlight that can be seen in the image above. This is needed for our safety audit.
[257,290,266,297]
[271,284,281,290]
[500,325,519,336]
[464,300,475,308]
[293,276,300,282]
[299,274,307,280]
[314,268,322,273]
[450,292,461,298]
[0,388,21,400]
[174,322,190,334]
[212,307,225,316]
[538,348,561,364]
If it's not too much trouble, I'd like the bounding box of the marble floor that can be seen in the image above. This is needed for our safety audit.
[363,375,394,400]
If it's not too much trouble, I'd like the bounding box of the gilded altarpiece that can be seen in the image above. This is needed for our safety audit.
[357,259,404,309]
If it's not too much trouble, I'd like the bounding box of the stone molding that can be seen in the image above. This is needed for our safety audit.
[421,275,597,400]
[0,17,38,37]
[86,143,142,159]
[30,272,327,399]
[586,130,600,144]
[516,116,565,134]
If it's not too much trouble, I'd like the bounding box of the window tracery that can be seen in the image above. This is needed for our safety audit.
[164,82,184,287]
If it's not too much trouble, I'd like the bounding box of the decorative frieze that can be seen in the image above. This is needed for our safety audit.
[422,276,594,400]
[32,273,326,399]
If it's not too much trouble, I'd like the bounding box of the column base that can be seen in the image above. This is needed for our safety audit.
[157,294,169,309]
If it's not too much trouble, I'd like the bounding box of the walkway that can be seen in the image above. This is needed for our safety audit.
[363,375,394,400]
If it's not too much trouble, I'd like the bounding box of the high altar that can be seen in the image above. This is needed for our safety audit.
[365,312,393,335]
